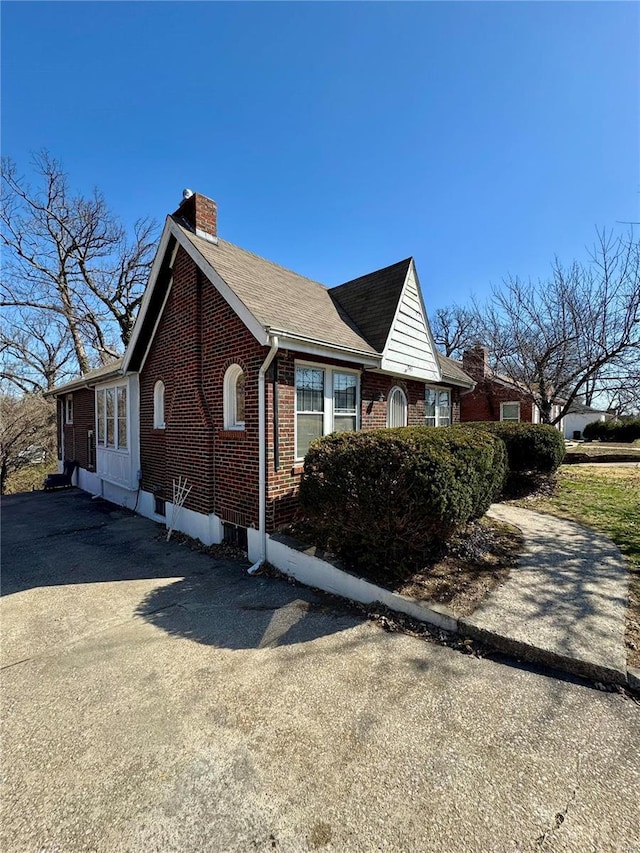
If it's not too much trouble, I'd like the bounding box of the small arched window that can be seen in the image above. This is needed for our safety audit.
[153,380,165,429]
[224,364,245,429]
[387,386,408,428]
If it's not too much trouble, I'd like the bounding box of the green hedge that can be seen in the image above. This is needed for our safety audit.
[583,419,640,442]
[298,426,507,573]
[455,422,566,474]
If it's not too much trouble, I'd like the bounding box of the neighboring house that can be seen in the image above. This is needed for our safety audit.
[458,345,564,429]
[562,403,612,440]
[47,190,474,563]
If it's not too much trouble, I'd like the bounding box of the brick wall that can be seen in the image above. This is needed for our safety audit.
[265,353,462,530]
[61,387,96,469]
[139,246,266,525]
[460,378,535,423]
[139,244,466,534]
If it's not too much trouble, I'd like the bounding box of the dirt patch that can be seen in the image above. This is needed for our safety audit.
[395,518,523,617]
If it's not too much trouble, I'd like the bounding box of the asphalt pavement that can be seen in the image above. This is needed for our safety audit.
[2,489,639,853]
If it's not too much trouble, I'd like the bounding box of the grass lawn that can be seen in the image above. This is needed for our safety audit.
[4,460,58,495]
[564,441,640,463]
[520,465,640,669]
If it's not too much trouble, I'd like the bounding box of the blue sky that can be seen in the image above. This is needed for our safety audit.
[2,1,638,313]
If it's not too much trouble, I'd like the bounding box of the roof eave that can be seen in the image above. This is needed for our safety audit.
[44,365,125,398]
[267,328,380,365]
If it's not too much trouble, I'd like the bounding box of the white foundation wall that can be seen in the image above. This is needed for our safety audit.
[137,490,224,545]
[69,470,223,544]
[265,536,457,632]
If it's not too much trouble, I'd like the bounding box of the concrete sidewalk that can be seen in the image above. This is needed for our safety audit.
[461,504,630,685]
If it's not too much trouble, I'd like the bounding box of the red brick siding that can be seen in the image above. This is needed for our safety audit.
[140,247,465,533]
[61,387,96,469]
[460,379,534,423]
[139,246,266,525]
[265,353,462,530]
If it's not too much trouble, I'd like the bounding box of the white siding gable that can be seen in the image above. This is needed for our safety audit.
[381,262,442,382]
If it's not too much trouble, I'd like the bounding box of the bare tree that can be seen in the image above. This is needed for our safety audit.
[475,229,640,425]
[431,304,480,358]
[1,151,157,374]
[0,392,56,494]
[0,310,75,393]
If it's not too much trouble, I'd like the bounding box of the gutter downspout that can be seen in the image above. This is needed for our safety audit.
[248,334,279,573]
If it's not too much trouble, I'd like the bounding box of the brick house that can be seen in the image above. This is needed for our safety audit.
[458,345,567,428]
[49,190,474,563]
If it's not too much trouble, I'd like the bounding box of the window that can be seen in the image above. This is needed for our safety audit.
[95,384,128,450]
[500,402,520,422]
[295,364,359,459]
[425,388,451,427]
[153,380,165,429]
[154,496,166,517]
[296,366,324,457]
[65,395,73,424]
[387,387,408,428]
[333,372,357,433]
[223,365,245,429]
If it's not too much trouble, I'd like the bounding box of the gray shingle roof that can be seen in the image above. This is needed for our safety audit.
[175,220,475,388]
[44,358,124,397]
[330,258,412,352]
[176,223,377,354]
[437,353,475,388]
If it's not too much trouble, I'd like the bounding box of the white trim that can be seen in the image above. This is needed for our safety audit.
[95,379,130,452]
[223,364,245,429]
[122,219,174,372]
[386,386,408,428]
[255,337,280,564]
[500,401,521,422]
[139,279,173,374]
[425,385,452,427]
[268,330,379,364]
[294,360,361,461]
[65,395,74,425]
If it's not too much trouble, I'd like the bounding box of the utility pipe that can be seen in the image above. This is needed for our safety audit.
[248,334,279,573]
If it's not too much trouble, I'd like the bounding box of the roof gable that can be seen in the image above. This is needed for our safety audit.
[380,261,442,383]
[330,258,411,352]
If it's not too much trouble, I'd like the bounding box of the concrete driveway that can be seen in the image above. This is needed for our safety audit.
[2,490,639,853]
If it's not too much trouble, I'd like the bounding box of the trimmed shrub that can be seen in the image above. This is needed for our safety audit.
[456,422,566,474]
[583,419,640,442]
[298,426,507,573]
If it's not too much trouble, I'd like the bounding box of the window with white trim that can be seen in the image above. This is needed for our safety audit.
[65,395,73,424]
[153,380,165,429]
[96,384,128,450]
[425,387,451,426]
[295,364,359,459]
[500,402,520,422]
[387,387,408,428]
[223,364,245,429]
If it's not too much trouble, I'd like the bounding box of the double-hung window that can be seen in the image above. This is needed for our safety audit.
[500,402,520,422]
[295,364,359,459]
[425,387,451,427]
[96,384,128,450]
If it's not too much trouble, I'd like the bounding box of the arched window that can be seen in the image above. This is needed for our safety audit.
[387,386,407,428]
[224,364,245,429]
[153,380,165,429]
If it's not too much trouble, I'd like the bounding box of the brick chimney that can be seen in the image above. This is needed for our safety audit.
[462,345,489,380]
[172,190,217,243]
